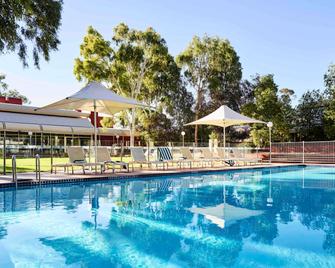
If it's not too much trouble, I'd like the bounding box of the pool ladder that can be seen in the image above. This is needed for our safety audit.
[11,154,41,188]
[12,155,17,187]
[35,154,41,183]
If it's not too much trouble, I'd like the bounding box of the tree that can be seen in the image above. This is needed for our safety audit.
[0,0,63,68]
[177,35,242,144]
[323,64,335,138]
[241,74,291,146]
[325,64,335,93]
[0,73,30,103]
[279,88,295,130]
[100,117,115,128]
[74,24,193,143]
[296,89,325,140]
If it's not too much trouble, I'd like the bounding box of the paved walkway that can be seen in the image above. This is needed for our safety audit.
[0,163,300,188]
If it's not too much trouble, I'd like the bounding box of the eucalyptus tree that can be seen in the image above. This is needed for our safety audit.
[241,74,291,146]
[0,0,63,68]
[177,35,242,144]
[323,64,335,138]
[296,89,325,140]
[74,24,193,144]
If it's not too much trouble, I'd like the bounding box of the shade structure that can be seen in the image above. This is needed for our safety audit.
[185,105,265,128]
[189,203,263,229]
[38,81,147,164]
[39,81,147,114]
[185,105,266,149]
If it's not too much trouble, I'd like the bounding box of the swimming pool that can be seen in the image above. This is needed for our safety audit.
[0,165,335,267]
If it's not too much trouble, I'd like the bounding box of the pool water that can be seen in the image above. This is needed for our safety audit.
[1,166,335,267]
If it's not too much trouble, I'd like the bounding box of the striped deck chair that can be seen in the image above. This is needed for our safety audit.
[157,147,191,169]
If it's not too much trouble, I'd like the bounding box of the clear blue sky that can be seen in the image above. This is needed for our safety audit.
[0,0,334,106]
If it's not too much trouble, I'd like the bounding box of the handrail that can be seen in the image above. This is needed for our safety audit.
[35,154,41,183]
[12,155,17,187]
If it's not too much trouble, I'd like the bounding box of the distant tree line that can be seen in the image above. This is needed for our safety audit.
[74,23,335,145]
[1,0,335,145]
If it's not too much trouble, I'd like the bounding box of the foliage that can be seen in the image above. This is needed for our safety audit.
[241,74,292,146]
[209,131,219,140]
[0,73,30,103]
[323,64,335,138]
[74,24,194,142]
[0,0,63,68]
[138,111,175,143]
[295,89,325,140]
[177,35,242,143]
[100,117,115,128]
[324,64,335,93]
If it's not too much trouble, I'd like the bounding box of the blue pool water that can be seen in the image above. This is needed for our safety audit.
[1,165,335,267]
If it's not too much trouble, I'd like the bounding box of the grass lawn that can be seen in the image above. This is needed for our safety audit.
[1,156,132,173]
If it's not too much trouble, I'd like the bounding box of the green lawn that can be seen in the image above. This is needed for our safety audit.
[1,156,132,173]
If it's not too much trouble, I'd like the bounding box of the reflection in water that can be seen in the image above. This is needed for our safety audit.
[0,166,335,267]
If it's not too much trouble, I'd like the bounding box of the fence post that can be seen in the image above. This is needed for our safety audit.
[302,141,305,164]
[3,130,6,175]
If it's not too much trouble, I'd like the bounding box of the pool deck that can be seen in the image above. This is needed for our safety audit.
[0,163,304,188]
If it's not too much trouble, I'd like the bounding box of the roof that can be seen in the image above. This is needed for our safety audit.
[0,111,93,134]
[0,103,89,118]
[0,103,139,136]
[185,105,265,128]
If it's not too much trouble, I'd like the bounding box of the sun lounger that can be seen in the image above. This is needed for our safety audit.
[130,147,166,171]
[180,147,211,167]
[96,147,129,172]
[229,148,260,165]
[52,147,104,174]
[199,148,221,167]
[157,147,192,169]
[216,148,236,166]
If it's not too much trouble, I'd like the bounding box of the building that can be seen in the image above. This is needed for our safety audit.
[0,97,140,158]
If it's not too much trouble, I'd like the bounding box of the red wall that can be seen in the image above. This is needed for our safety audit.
[89,111,103,127]
[0,96,23,105]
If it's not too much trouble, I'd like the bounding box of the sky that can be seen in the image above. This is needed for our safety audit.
[0,0,334,107]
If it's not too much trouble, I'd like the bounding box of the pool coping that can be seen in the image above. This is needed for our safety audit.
[0,163,307,189]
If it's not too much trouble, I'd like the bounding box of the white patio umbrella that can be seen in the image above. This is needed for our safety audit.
[188,183,263,228]
[185,105,266,148]
[189,203,263,228]
[37,81,147,162]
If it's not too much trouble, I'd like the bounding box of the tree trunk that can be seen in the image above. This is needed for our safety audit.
[194,112,198,146]
[194,86,202,146]
[130,107,135,146]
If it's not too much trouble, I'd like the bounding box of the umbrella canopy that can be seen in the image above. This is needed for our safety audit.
[185,105,266,149]
[38,82,147,166]
[189,203,263,229]
[185,105,265,128]
[38,81,147,114]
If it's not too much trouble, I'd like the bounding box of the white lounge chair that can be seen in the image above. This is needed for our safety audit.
[130,147,166,171]
[199,148,222,167]
[216,148,236,166]
[96,147,129,172]
[52,147,104,174]
[157,147,192,169]
[229,148,260,165]
[180,147,210,167]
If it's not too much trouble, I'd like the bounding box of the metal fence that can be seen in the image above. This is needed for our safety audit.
[272,141,335,164]
[0,139,267,174]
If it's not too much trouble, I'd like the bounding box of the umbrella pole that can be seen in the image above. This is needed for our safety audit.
[223,127,226,158]
[94,100,98,172]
